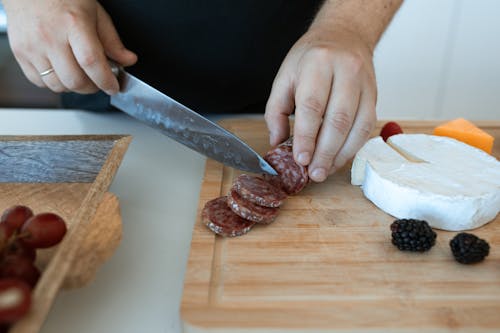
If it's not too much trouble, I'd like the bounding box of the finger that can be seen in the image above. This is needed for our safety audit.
[68,19,119,95]
[16,58,46,88]
[292,57,334,166]
[308,73,361,182]
[49,46,99,94]
[96,3,137,66]
[34,60,67,93]
[264,67,294,147]
[328,85,377,173]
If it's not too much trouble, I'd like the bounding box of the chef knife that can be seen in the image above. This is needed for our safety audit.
[109,63,277,176]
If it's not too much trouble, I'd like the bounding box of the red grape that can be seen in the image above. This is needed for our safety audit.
[0,206,33,231]
[0,279,31,323]
[380,121,403,142]
[3,241,36,263]
[0,225,13,248]
[0,257,40,288]
[19,213,67,249]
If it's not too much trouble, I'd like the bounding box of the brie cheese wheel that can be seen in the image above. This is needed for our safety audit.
[351,136,407,186]
[351,134,500,231]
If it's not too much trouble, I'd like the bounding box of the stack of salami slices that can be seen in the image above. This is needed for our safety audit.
[202,137,309,237]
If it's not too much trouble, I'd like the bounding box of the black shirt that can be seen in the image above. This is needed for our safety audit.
[62,0,323,114]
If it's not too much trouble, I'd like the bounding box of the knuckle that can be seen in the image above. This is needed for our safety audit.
[34,21,52,44]
[344,52,364,75]
[316,149,336,164]
[62,6,88,27]
[79,52,99,68]
[297,95,324,115]
[63,10,79,27]
[294,132,317,144]
[358,121,375,139]
[265,99,285,117]
[264,112,275,125]
[307,46,332,62]
[325,109,352,135]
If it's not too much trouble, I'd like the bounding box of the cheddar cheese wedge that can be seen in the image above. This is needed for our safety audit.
[433,118,494,154]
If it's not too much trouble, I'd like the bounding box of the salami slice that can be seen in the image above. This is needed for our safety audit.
[202,196,255,237]
[264,139,308,195]
[232,174,287,208]
[227,189,279,224]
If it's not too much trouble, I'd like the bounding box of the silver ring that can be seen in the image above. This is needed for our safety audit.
[39,68,55,77]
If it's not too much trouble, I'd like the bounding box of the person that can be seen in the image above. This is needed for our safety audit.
[2,0,402,183]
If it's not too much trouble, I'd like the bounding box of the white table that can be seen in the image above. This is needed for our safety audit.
[0,108,214,333]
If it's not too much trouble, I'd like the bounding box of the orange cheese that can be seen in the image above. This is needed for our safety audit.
[433,118,494,154]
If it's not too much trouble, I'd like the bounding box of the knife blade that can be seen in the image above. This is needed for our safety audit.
[109,64,277,176]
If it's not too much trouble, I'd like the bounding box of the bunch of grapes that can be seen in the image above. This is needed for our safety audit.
[0,205,67,328]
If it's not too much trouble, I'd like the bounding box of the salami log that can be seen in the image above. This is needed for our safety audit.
[202,196,255,237]
[264,138,308,195]
[232,174,287,208]
[227,189,279,224]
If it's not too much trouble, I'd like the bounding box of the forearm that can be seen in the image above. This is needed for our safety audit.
[310,0,403,51]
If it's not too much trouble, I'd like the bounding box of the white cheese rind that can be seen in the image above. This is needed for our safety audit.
[363,161,500,230]
[352,134,500,231]
[350,136,407,186]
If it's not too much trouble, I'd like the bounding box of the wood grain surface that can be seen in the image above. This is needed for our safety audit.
[0,135,121,183]
[181,119,500,333]
[63,192,122,289]
[0,134,131,333]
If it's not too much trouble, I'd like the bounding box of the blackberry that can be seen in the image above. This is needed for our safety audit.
[390,219,436,252]
[450,233,490,264]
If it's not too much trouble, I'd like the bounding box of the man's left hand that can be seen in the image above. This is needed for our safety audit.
[265,26,377,182]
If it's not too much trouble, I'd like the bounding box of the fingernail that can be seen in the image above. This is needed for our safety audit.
[297,152,310,165]
[311,168,327,182]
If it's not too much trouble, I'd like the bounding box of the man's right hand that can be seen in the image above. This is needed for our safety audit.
[3,0,137,94]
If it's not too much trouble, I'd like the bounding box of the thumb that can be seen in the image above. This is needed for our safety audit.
[264,69,294,146]
[96,3,137,66]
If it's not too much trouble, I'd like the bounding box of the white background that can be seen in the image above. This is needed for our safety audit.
[375,0,500,120]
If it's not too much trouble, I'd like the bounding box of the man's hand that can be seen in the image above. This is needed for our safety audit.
[3,0,137,94]
[265,0,402,182]
[265,27,377,182]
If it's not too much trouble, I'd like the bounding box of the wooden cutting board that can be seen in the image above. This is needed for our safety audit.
[181,119,500,332]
